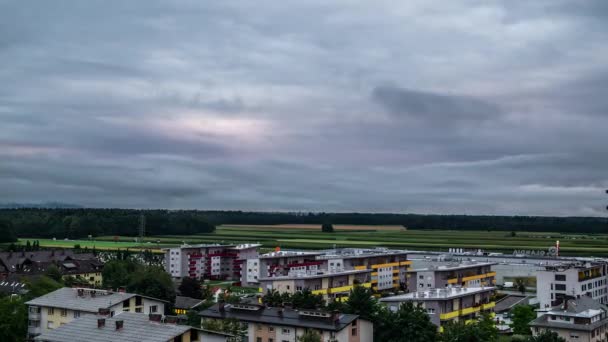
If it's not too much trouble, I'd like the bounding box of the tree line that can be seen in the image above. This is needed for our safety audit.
[0,209,216,240]
[188,211,608,233]
[1,209,606,243]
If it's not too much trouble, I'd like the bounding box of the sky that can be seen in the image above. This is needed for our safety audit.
[1,1,607,216]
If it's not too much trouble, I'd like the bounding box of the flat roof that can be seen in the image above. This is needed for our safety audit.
[25,288,166,313]
[33,312,190,342]
[260,251,324,259]
[380,287,495,302]
[200,303,360,331]
[408,261,496,272]
[259,268,372,281]
[317,248,409,260]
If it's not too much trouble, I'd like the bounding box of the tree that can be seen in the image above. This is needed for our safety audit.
[525,330,566,342]
[441,313,497,342]
[297,330,322,342]
[25,276,63,300]
[186,309,201,328]
[374,302,438,342]
[0,220,17,243]
[202,318,246,342]
[321,223,334,233]
[291,289,325,309]
[127,265,176,305]
[45,264,63,283]
[510,305,537,335]
[0,296,28,342]
[102,259,137,289]
[178,277,203,299]
[343,285,380,321]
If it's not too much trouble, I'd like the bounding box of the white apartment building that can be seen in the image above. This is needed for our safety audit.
[537,262,608,312]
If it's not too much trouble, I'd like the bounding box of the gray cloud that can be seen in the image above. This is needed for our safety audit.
[0,0,607,216]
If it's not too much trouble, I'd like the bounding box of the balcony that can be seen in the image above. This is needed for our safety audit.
[439,302,495,320]
[371,262,400,269]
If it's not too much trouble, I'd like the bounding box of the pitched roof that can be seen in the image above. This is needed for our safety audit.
[200,303,360,332]
[25,287,165,313]
[174,296,204,310]
[33,312,191,342]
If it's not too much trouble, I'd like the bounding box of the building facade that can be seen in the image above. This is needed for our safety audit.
[247,248,411,294]
[165,244,260,284]
[380,287,496,332]
[530,297,608,342]
[407,261,496,290]
[537,262,608,311]
[25,287,167,340]
[200,302,373,342]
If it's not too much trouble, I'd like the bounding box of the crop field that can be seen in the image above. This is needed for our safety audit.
[226,224,406,231]
[21,225,608,256]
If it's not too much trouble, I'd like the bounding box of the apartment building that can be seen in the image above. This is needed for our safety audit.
[246,248,411,292]
[537,262,608,311]
[259,269,373,302]
[200,302,373,342]
[380,287,496,332]
[164,243,260,283]
[530,296,608,342]
[407,261,496,290]
[25,287,167,340]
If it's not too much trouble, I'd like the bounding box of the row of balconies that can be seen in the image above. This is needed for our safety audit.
[447,272,497,284]
[439,302,496,320]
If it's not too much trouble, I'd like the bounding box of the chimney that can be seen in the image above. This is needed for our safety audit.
[77,289,84,297]
[149,314,162,322]
[117,286,126,293]
[97,318,105,328]
[115,320,123,330]
[218,300,226,312]
[51,250,55,257]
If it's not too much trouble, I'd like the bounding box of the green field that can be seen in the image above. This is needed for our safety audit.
[20,224,608,256]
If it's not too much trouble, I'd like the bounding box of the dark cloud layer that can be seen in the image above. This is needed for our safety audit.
[0,1,607,216]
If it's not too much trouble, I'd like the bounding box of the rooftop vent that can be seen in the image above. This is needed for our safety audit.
[97,318,105,328]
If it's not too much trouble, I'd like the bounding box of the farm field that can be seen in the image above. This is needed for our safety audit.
[17,238,166,252]
[20,225,608,256]
[226,224,405,231]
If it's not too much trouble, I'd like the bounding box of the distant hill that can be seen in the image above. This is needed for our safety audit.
[0,202,83,209]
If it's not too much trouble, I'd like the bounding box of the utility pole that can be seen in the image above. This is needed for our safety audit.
[139,213,146,245]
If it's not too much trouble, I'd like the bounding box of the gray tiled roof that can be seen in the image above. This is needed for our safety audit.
[25,288,137,313]
[174,296,204,309]
[200,303,359,332]
[34,312,191,342]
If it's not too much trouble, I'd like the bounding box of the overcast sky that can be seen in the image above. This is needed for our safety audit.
[1,1,607,215]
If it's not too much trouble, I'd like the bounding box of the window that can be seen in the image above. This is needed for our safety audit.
[555,284,566,291]
[427,308,435,314]
[135,308,142,313]
[123,300,129,308]
[555,274,566,281]
[48,308,55,315]
[28,320,40,327]
[269,326,274,332]
[150,305,158,313]
[282,328,290,334]
[257,338,262,342]
[135,296,142,306]
[269,339,274,342]
[47,321,54,329]
[73,311,80,318]
[60,308,67,317]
